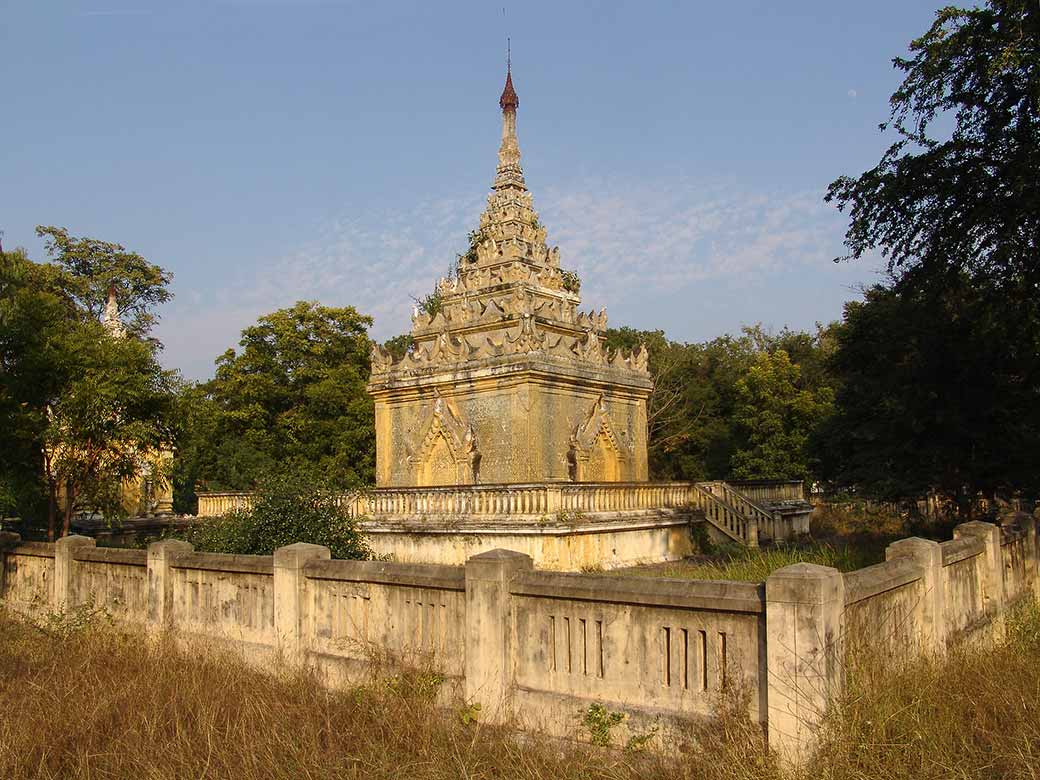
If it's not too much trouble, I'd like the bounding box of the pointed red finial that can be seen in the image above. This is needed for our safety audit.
[499,43,518,112]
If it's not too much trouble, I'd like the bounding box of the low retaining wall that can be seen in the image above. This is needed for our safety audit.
[361,512,705,570]
[1,514,1037,764]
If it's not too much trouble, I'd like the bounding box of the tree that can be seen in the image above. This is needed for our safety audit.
[177,301,376,501]
[45,325,177,535]
[812,278,1040,512]
[827,1,1039,291]
[0,232,176,537]
[605,324,839,482]
[182,471,372,560]
[821,1,1040,507]
[35,226,171,338]
[0,248,77,523]
[729,350,834,481]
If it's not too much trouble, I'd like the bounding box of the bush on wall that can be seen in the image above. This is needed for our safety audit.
[185,471,371,560]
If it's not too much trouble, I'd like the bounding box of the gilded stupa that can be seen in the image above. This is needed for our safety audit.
[368,63,652,487]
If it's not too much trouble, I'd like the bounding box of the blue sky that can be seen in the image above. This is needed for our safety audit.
[2,1,941,380]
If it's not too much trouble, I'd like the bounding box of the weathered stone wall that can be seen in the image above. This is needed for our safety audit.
[2,514,1037,766]
[374,374,649,487]
[0,541,53,616]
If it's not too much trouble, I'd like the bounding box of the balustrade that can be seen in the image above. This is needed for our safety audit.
[196,480,790,548]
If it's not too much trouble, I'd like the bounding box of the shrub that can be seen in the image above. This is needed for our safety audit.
[185,472,371,559]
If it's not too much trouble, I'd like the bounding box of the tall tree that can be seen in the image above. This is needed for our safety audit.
[813,278,1040,511]
[729,350,834,481]
[177,301,376,504]
[0,232,176,537]
[826,1,1039,291]
[45,325,177,536]
[821,1,1040,507]
[35,226,171,338]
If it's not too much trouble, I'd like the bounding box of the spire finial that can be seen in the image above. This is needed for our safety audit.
[103,283,126,338]
[499,48,518,112]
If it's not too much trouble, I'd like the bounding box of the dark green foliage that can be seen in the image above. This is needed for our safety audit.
[827,1,1040,292]
[812,278,1040,506]
[821,1,1040,507]
[184,471,372,560]
[382,333,415,360]
[0,234,176,536]
[175,301,376,503]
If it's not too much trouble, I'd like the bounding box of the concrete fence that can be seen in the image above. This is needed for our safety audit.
[1,513,1037,764]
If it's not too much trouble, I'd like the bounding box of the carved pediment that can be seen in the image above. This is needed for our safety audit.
[570,395,630,458]
[407,395,478,466]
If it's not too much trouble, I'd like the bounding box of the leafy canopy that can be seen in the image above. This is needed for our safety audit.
[827,1,1040,289]
[35,226,172,338]
[0,231,176,534]
[175,301,376,506]
[812,279,1040,504]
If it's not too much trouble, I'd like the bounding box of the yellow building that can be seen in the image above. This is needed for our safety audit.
[369,65,652,487]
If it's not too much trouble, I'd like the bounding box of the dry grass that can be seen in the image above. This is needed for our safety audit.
[2,600,1039,780]
[609,542,877,582]
[612,503,915,583]
[807,599,1040,780]
[0,607,773,780]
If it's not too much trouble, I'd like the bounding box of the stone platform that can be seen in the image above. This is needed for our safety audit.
[197,481,812,570]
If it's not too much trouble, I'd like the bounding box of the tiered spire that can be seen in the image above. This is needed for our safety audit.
[368,57,649,380]
[494,60,525,192]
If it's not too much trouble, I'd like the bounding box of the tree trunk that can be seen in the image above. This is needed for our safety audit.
[61,481,76,539]
[47,478,57,542]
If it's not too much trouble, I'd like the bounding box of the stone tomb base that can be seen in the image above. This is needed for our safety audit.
[358,510,722,571]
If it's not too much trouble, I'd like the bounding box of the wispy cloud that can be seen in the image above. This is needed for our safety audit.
[158,175,863,379]
[79,9,153,16]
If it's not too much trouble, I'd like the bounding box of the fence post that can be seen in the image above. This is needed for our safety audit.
[53,535,94,612]
[1021,513,1040,599]
[765,562,845,765]
[147,539,193,633]
[273,542,329,665]
[464,549,533,722]
[954,521,1005,636]
[886,537,945,654]
[0,532,21,599]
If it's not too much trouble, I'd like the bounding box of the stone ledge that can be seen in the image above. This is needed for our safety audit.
[169,552,274,575]
[360,510,699,536]
[73,547,148,566]
[843,557,923,605]
[512,569,765,613]
[302,558,465,590]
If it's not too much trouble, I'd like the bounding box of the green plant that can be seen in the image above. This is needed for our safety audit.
[555,509,588,524]
[560,269,581,294]
[580,702,625,746]
[458,701,482,725]
[459,229,486,264]
[624,722,659,752]
[413,291,443,317]
[689,521,717,556]
[37,603,111,640]
[383,669,444,700]
[182,471,372,560]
